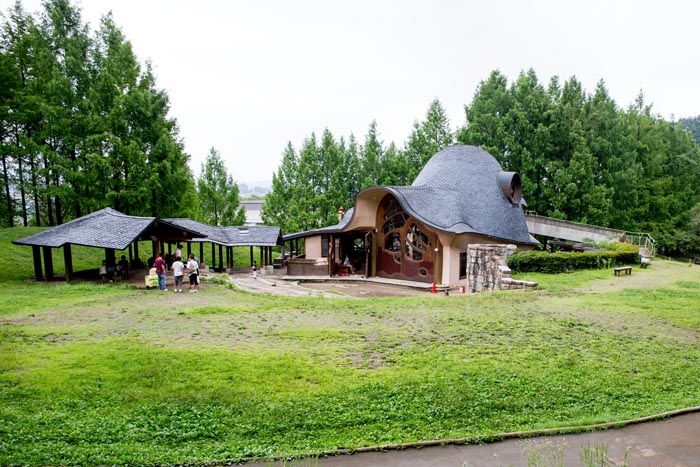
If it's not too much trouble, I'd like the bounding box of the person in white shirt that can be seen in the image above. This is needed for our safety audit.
[171,256,185,293]
[186,253,200,292]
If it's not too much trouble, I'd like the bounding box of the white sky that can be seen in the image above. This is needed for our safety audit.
[7,0,700,186]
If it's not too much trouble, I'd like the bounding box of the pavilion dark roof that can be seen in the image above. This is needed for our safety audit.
[11,208,206,250]
[163,219,282,247]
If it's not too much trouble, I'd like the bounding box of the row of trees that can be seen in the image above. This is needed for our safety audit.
[262,100,454,233]
[264,70,700,256]
[3,1,698,255]
[0,1,244,228]
[459,70,700,255]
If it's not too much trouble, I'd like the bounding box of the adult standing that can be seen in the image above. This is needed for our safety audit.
[154,252,167,291]
[186,253,200,293]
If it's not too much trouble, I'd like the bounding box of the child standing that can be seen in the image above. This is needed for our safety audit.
[252,260,258,280]
[171,256,185,293]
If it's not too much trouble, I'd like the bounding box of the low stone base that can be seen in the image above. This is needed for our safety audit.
[466,244,537,293]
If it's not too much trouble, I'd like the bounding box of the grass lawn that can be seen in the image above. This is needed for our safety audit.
[1,227,699,465]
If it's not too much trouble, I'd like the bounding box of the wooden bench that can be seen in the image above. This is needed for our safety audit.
[613,266,632,276]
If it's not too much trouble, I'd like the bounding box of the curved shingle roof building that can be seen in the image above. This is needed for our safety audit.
[386,145,536,245]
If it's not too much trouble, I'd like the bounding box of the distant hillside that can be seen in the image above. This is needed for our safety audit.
[238,181,271,197]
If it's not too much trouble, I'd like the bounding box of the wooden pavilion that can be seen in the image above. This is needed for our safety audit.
[12,208,283,281]
[162,218,282,271]
[11,208,207,281]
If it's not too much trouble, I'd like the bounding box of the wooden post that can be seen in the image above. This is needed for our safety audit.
[105,248,116,280]
[199,242,204,263]
[249,246,253,266]
[63,244,73,282]
[134,241,140,266]
[32,246,43,281]
[187,241,191,256]
[218,244,223,270]
[42,246,54,281]
[211,243,216,271]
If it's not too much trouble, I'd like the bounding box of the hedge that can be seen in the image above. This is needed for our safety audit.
[507,243,640,274]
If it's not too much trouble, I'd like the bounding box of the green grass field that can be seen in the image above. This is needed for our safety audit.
[1,227,699,466]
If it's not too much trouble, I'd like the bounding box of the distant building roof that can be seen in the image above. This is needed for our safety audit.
[12,208,206,250]
[163,218,282,247]
[239,199,264,225]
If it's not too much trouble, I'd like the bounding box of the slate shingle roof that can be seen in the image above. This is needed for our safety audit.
[283,145,537,246]
[164,219,282,247]
[13,208,281,250]
[282,208,354,241]
[12,208,162,250]
[388,145,536,245]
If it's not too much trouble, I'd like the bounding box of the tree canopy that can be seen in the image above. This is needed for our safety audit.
[3,1,698,257]
[196,147,244,226]
[459,69,700,256]
[264,71,700,257]
[0,0,197,227]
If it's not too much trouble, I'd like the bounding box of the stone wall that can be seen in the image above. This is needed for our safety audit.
[466,244,537,292]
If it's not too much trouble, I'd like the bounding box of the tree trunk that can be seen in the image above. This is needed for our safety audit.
[43,154,55,226]
[1,153,13,227]
[71,145,81,218]
[29,151,41,227]
[54,172,63,224]
[18,154,27,226]
[13,129,28,226]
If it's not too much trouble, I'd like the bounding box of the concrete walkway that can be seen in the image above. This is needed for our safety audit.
[227,272,446,298]
[247,411,700,466]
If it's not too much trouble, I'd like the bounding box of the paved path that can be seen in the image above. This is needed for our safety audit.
[247,411,700,466]
[227,272,435,298]
[227,273,341,297]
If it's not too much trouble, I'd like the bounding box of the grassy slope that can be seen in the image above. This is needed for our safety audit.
[1,227,699,465]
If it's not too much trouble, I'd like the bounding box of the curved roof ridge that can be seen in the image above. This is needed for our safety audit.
[398,145,536,245]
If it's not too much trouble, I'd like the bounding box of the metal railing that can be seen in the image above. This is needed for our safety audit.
[624,232,656,257]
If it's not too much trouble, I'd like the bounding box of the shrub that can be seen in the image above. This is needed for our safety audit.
[508,243,639,273]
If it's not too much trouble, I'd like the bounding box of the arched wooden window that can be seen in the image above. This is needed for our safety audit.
[376,194,436,282]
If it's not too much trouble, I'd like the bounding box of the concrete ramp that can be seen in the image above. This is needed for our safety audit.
[525,213,625,243]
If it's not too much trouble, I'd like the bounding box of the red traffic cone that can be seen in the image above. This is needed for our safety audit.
[431,282,437,294]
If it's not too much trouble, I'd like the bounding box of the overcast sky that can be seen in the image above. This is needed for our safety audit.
[9,0,700,186]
